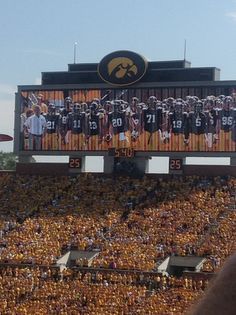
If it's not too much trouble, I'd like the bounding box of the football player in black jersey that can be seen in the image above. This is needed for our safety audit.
[189,100,207,151]
[186,96,198,113]
[43,103,59,150]
[160,99,171,150]
[218,96,236,151]
[230,95,236,150]
[168,100,188,151]
[158,98,172,149]
[58,97,72,150]
[69,103,85,150]
[108,100,129,148]
[182,97,194,148]
[129,97,143,148]
[142,96,163,150]
[103,101,113,149]
[204,96,219,150]
[85,100,104,150]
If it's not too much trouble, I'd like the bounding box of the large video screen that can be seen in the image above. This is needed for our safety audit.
[18,88,236,152]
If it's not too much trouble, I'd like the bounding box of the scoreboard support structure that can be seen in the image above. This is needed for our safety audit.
[103,156,115,174]
[15,154,236,177]
[104,156,150,174]
[230,157,236,166]
[18,155,35,163]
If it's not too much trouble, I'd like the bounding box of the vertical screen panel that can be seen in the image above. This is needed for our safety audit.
[175,88,182,99]
[141,88,149,101]
[189,88,195,96]
[168,88,175,98]
[162,88,169,99]
[194,88,202,99]
[155,88,162,100]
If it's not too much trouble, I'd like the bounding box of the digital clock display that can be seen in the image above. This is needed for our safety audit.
[108,148,135,158]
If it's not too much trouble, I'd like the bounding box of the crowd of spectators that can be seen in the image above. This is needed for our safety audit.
[0,265,205,315]
[0,172,236,313]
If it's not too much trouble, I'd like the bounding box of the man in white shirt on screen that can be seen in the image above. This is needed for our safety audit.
[24,105,46,150]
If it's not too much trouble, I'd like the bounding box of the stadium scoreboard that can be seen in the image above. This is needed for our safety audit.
[14,50,236,168]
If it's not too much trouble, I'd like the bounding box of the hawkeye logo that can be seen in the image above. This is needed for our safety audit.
[108,57,138,79]
[98,51,148,86]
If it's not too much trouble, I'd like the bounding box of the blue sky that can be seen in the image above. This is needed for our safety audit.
[1,0,236,152]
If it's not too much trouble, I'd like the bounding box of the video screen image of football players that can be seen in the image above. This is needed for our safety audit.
[204,96,219,150]
[142,96,163,151]
[129,96,139,114]
[81,102,89,115]
[103,101,113,149]
[85,100,104,150]
[68,103,86,150]
[20,98,34,150]
[22,107,34,150]
[218,95,236,151]
[107,100,130,149]
[232,92,236,107]
[36,94,48,114]
[159,99,171,150]
[230,95,236,150]
[42,103,59,150]
[185,95,198,113]
[165,97,175,113]
[167,100,188,151]
[58,97,72,150]
[189,100,207,151]
[24,105,47,151]
[129,97,143,148]
[29,93,48,114]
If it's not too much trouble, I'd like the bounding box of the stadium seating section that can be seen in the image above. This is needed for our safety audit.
[0,173,235,314]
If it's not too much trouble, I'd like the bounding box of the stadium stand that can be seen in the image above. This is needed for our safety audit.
[0,172,235,314]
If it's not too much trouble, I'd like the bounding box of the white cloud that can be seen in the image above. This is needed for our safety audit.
[226,11,236,21]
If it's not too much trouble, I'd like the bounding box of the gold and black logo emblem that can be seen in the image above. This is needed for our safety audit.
[98,50,148,86]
